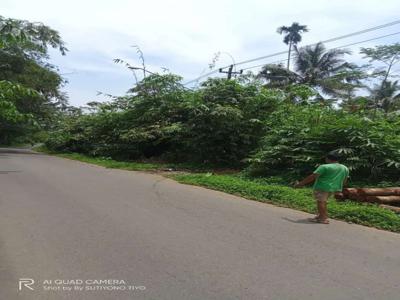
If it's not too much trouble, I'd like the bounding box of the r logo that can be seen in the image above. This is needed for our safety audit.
[18,278,35,291]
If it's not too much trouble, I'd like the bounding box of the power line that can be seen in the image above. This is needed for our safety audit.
[239,20,400,67]
[241,59,287,71]
[184,19,400,85]
[331,31,400,51]
[240,31,400,72]
[314,20,400,44]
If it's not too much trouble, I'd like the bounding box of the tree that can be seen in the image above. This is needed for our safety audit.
[0,15,67,55]
[0,15,67,96]
[277,22,308,70]
[360,44,400,83]
[0,81,38,144]
[368,80,400,113]
[259,42,364,99]
[0,15,67,144]
[184,78,280,164]
[361,44,400,112]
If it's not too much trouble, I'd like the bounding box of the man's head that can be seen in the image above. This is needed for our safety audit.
[325,152,340,163]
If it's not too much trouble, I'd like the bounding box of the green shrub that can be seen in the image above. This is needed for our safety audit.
[46,76,283,166]
[182,79,281,164]
[249,105,400,182]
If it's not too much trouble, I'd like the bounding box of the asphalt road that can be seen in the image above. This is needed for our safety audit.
[1,148,399,300]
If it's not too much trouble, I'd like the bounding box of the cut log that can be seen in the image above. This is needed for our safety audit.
[334,192,346,201]
[342,188,359,198]
[365,196,400,204]
[343,188,358,195]
[358,188,400,196]
[344,188,365,201]
[379,204,400,213]
[335,187,400,202]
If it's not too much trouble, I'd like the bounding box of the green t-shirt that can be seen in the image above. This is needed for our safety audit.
[313,163,349,192]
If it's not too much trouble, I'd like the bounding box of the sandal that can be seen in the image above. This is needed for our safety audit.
[308,217,329,224]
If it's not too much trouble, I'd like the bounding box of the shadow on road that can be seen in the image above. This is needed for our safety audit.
[281,217,320,224]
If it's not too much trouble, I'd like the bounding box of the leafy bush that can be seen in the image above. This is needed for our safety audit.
[249,105,400,182]
[183,79,281,164]
[46,75,282,165]
[46,74,190,158]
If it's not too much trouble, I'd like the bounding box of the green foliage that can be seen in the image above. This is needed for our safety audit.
[173,173,400,232]
[37,150,165,171]
[0,80,39,143]
[360,43,400,113]
[183,78,280,164]
[55,74,192,159]
[277,22,308,69]
[0,15,67,55]
[360,43,400,65]
[41,35,399,186]
[259,42,365,98]
[249,105,400,182]
[116,73,190,159]
[277,22,308,46]
[46,70,400,184]
[0,15,67,144]
[368,80,400,113]
[46,75,281,165]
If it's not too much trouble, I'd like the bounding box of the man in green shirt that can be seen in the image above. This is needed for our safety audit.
[294,152,349,224]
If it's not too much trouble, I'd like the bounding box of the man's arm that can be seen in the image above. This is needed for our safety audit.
[294,173,319,188]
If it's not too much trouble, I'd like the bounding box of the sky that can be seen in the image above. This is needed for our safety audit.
[3,0,400,106]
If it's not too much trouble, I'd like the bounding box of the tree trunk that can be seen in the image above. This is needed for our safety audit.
[287,41,292,70]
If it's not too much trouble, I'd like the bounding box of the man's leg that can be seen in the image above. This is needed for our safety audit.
[312,190,330,223]
[313,203,320,219]
[317,200,328,221]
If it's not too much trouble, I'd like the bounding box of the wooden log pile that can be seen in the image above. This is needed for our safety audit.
[335,188,400,213]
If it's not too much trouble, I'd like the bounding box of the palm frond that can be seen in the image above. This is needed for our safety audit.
[258,64,301,87]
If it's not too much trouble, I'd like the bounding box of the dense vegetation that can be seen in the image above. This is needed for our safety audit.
[1,18,400,184]
[44,71,400,183]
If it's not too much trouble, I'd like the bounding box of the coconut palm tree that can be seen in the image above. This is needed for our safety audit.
[259,42,363,98]
[369,80,400,113]
[277,22,308,70]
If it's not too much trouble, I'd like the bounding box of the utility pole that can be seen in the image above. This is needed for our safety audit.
[219,65,243,79]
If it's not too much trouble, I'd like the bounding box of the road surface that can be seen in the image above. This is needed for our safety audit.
[1,148,399,300]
